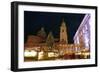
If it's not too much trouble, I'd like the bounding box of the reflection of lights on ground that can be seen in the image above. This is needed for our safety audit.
[38,51,44,60]
[24,50,37,57]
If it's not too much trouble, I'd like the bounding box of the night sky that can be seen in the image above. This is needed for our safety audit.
[24,11,85,44]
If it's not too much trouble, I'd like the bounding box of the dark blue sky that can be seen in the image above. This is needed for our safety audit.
[24,11,85,43]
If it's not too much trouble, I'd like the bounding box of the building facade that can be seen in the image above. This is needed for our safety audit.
[74,14,90,52]
[73,14,90,58]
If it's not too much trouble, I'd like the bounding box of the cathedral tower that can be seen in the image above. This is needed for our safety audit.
[60,19,68,44]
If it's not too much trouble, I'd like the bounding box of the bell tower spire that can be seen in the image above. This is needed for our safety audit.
[60,18,68,44]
